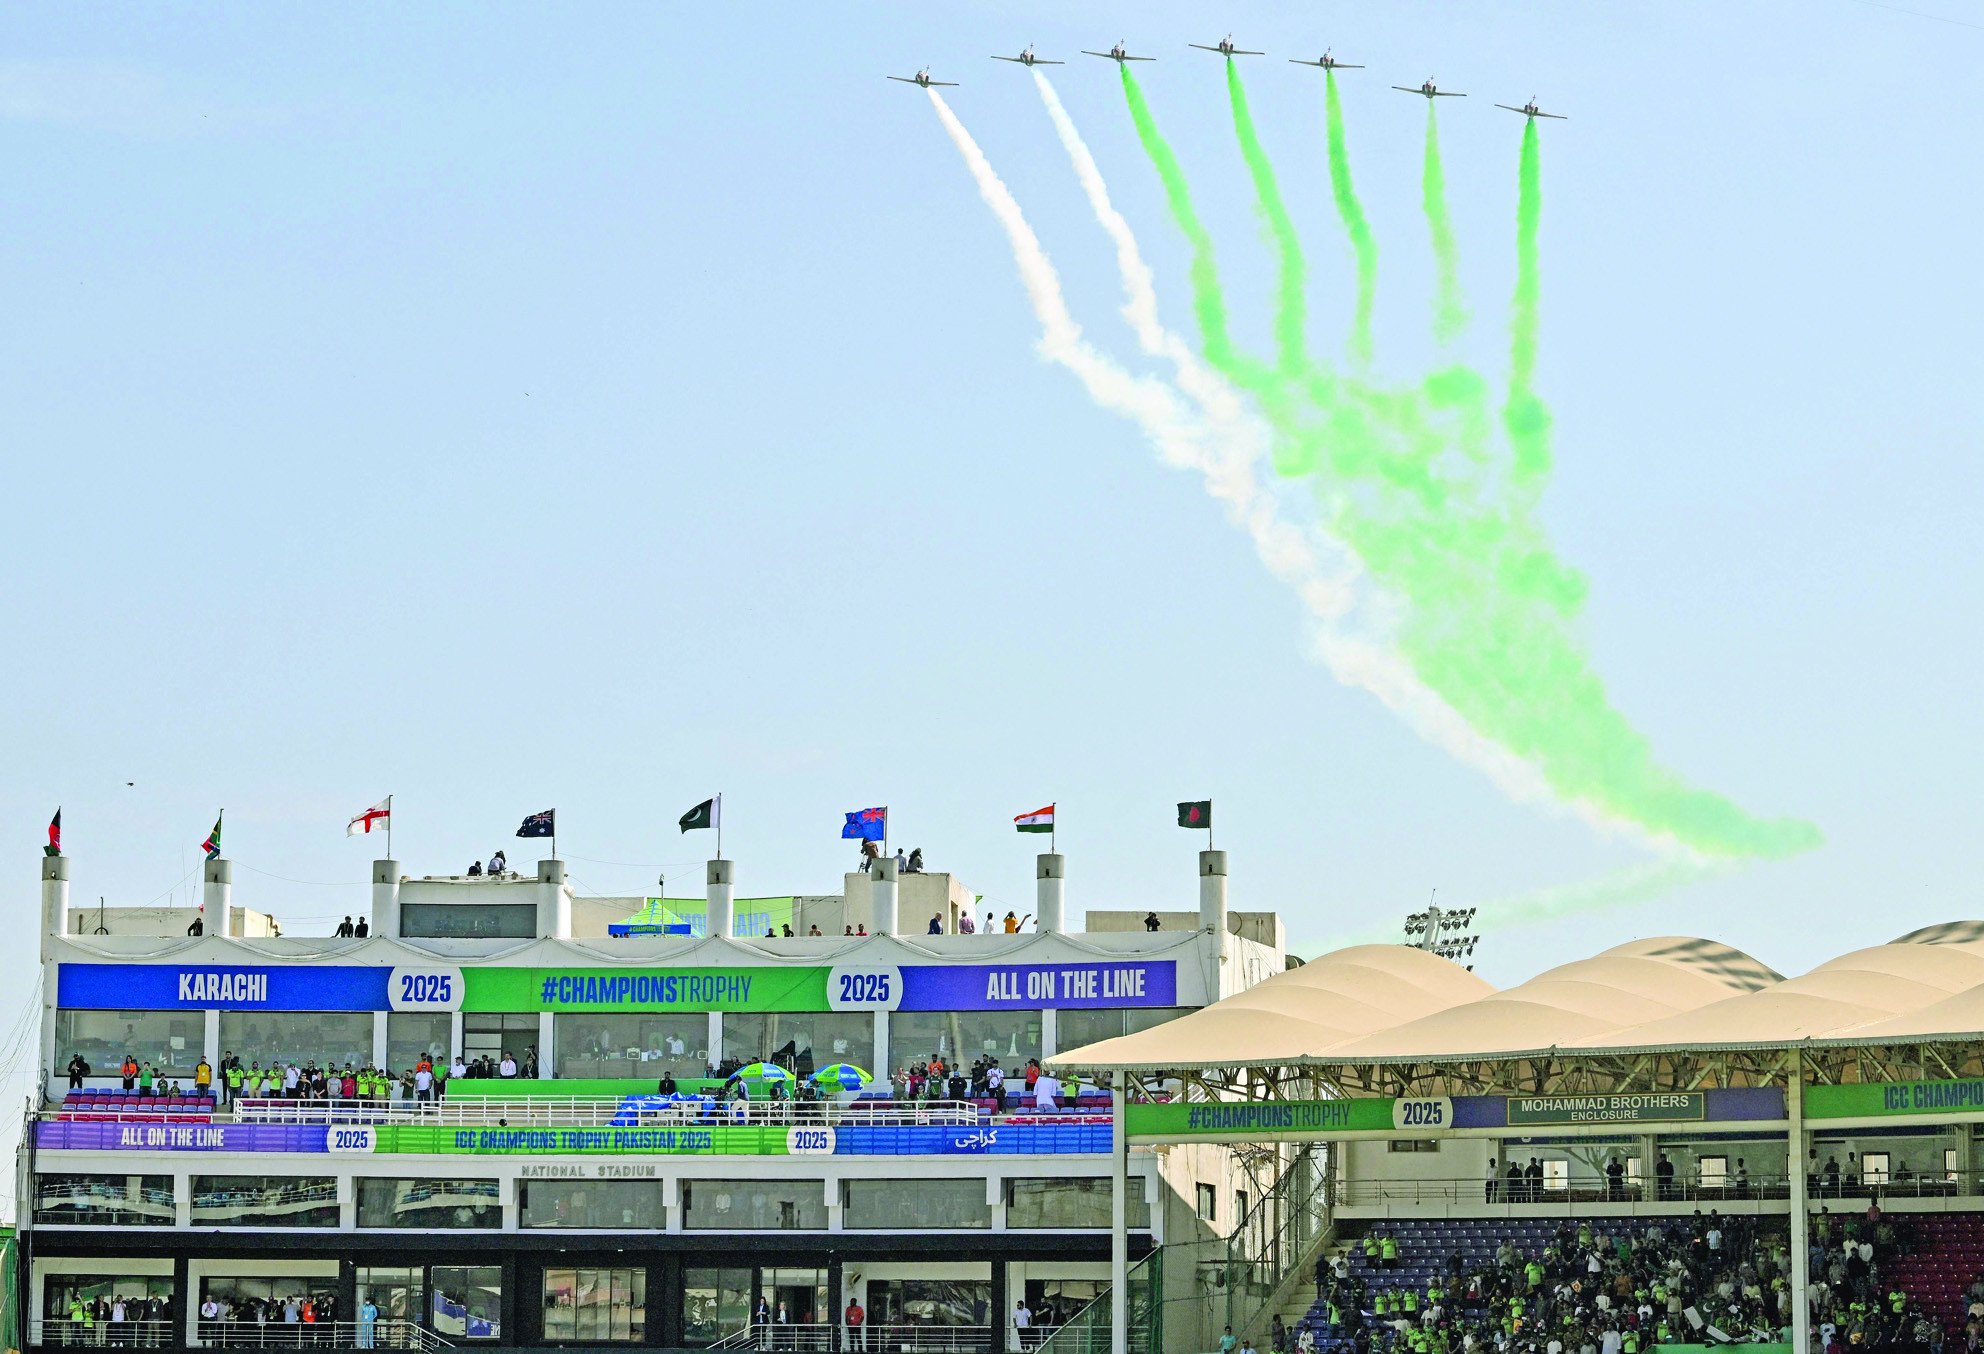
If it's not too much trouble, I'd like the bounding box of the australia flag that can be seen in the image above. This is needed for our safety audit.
[516,809,556,838]
[841,806,888,841]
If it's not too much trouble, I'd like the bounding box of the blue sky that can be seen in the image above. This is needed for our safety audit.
[3,2,1982,1192]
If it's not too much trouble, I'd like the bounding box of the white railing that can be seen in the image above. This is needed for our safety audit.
[195,1318,449,1349]
[226,1096,996,1128]
[716,1324,1001,1353]
[33,1318,446,1349]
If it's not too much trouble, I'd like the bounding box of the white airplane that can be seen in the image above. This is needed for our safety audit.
[1496,98,1566,121]
[1393,78,1465,99]
[993,46,1063,67]
[1082,41,1155,63]
[1290,51,1363,70]
[1190,34,1263,57]
[888,68,958,88]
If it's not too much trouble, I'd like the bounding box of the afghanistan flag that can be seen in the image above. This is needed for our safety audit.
[516,809,556,839]
[1014,805,1055,834]
[202,811,224,860]
[679,798,716,833]
[1176,800,1212,830]
[46,807,61,858]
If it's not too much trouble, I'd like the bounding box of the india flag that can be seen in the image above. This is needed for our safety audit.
[1013,805,1055,834]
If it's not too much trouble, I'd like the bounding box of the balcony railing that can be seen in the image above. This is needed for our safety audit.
[32,1319,447,1349]
[1331,1171,1973,1207]
[711,1324,1007,1353]
[224,1096,1006,1128]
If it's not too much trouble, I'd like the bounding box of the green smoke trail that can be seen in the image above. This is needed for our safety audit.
[1118,65,1265,390]
[1108,73,1820,860]
[1323,70,1379,364]
[1224,60,1308,378]
[1420,105,1468,341]
[1504,117,1551,485]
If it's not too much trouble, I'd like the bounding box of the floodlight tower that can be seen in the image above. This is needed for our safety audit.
[1401,891,1481,969]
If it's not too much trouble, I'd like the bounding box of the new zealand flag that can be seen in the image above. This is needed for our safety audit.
[841,806,888,841]
[516,809,556,838]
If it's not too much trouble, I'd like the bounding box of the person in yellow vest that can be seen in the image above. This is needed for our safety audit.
[1380,1234,1400,1269]
[195,1058,213,1096]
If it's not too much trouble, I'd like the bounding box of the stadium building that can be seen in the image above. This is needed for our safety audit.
[18,847,1280,1353]
[26,837,1984,1354]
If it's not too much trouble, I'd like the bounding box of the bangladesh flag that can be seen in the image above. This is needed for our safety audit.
[679,798,716,833]
[1176,800,1211,830]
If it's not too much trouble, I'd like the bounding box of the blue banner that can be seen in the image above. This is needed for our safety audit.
[897,961,1176,1011]
[57,963,392,1012]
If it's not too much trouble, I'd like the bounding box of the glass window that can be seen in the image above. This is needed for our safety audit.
[520,1180,665,1229]
[720,1013,873,1078]
[865,1279,990,1329]
[356,1178,501,1229]
[890,1010,1041,1071]
[1542,1160,1569,1192]
[56,1010,205,1075]
[1698,1156,1729,1190]
[191,1175,339,1227]
[1006,1178,1150,1229]
[42,1274,174,1340]
[386,1013,451,1074]
[764,1268,829,1327]
[1195,1183,1216,1221]
[401,902,537,939]
[196,1272,338,1328]
[555,1011,709,1080]
[463,1014,539,1073]
[682,1267,752,1346]
[33,1174,174,1226]
[1054,1007,1191,1055]
[542,1267,645,1343]
[682,1179,827,1230]
[432,1266,503,1341]
[357,1266,422,1325]
[843,1178,989,1229]
[216,1012,372,1071]
[1862,1152,1891,1187]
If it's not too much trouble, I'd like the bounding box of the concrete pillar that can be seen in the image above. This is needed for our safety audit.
[1036,854,1066,934]
[41,853,71,947]
[536,859,570,938]
[707,860,736,941]
[1790,1054,1810,1354]
[202,859,237,937]
[1111,1083,1129,1354]
[871,857,899,937]
[371,860,401,939]
[1198,850,1228,934]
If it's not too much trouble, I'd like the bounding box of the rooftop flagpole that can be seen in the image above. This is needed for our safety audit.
[716,792,724,860]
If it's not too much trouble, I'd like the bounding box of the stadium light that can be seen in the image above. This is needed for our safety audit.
[1402,890,1482,970]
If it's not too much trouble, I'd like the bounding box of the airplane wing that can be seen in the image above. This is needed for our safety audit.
[1125,54,1155,60]
[1434,91,1466,97]
[1081,51,1112,59]
[1391,86,1419,93]
[992,56,1022,63]
[1188,44,1219,52]
[887,76,917,83]
[1538,111,1566,119]
[1495,104,1523,113]
[1034,59,1064,65]
[929,80,959,86]
[1232,48,1264,55]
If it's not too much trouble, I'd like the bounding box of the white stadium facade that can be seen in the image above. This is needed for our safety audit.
[17,844,1984,1354]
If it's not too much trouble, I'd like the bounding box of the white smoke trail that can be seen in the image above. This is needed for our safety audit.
[1022,79,1637,834]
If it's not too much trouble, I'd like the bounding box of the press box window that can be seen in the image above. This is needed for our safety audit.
[356,1178,501,1228]
[56,1010,205,1074]
[34,1174,174,1226]
[843,1178,990,1229]
[682,1179,827,1230]
[542,1267,646,1343]
[1388,1139,1441,1153]
[400,902,537,940]
[192,1175,339,1227]
[521,1180,665,1229]
[1005,1177,1150,1229]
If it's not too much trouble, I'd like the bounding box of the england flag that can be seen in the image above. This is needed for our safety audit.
[347,797,392,837]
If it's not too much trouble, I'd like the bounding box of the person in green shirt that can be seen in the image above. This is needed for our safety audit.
[138,1065,155,1092]
[224,1063,244,1103]
[1380,1235,1399,1269]
[1219,1327,1237,1354]
[1402,1291,1419,1316]
[1365,1235,1381,1265]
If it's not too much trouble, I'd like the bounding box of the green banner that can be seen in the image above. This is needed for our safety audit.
[463,967,829,1013]
[375,1124,791,1155]
[1806,1079,1984,1120]
[1127,1099,1396,1138]
[1506,1093,1705,1126]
